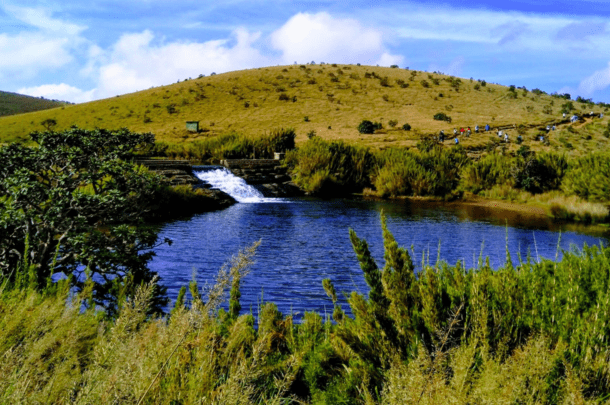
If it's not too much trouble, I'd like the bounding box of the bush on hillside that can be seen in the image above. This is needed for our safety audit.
[433,112,452,123]
[358,120,383,134]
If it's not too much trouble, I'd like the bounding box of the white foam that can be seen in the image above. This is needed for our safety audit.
[194,167,285,203]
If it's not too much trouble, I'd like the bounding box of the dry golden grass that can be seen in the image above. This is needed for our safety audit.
[1,64,608,155]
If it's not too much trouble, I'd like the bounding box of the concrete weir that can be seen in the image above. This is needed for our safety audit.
[220,159,302,197]
[134,159,199,186]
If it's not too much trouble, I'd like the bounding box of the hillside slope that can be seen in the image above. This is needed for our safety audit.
[0,65,607,154]
[0,91,69,118]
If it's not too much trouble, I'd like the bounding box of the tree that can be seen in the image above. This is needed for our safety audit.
[0,127,169,313]
[40,118,57,131]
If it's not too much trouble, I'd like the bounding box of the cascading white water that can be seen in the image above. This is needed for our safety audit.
[194,167,281,203]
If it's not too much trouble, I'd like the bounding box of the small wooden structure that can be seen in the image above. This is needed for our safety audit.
[186,121,199,132]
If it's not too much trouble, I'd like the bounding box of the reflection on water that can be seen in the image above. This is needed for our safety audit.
[149,198,609,317]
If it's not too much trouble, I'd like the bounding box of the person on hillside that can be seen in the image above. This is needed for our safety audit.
[475,125,479,133]
[453,128,458,136]
[498,129,503,138]
[504,133,509,142]
[563,113,566,119]
[546,125,550,132]
[439,130,445,142]
[455,137,459,145]
[552,125,556,131]
[601,113,604,118]
[485,124,490,131]
[517,134,523,143]
[460,127,465,135]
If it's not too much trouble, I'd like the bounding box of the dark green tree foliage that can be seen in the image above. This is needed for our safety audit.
[357,120,382,134]
[0,127,168,313]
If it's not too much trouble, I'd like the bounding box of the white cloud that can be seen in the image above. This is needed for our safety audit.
[376,52,404,67]
[577,63,610,96]
[17,83,95,103]
[387,5,610,52]
[89,28,269,99]
[4,4,86,36]
[270,12,402,65]
[0,5,87,81]
[0,33,73,72]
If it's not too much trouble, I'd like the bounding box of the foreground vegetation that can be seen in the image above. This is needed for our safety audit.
[2,214,610,403]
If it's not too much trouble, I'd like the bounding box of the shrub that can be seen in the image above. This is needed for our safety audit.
[278,93,290,101]
[166,104,177,114]
[379,76,390,87]
[304,116,310,122]
[388,120,398,128]
[358,120,382,134]
[512,152,568,193]
[420,80,430,88]
[306,130,317,139]
[402,123,411,131]
[433,112,452,123]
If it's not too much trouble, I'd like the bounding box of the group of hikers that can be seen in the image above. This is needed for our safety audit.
[437,110,605,145]
[438,123,523,145]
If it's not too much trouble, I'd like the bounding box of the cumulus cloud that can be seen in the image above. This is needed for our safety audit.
[270,12,402,65]
[577,63,610,96]
[0,5,86,82]
[17,83,95,103]
[89,28,269,99]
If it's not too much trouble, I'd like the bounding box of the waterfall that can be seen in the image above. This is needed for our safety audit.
[193,166,282,203]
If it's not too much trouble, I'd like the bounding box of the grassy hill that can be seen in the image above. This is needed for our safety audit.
[0,91,69,118]
[0,64,608,155]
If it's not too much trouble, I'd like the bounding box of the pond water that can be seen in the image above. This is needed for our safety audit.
[150,174,609,317]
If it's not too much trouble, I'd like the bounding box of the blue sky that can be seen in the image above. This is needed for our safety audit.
[1,0,609,103]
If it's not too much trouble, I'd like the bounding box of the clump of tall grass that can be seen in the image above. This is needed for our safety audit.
[460,150,568,195]
[373,145,469,197]
[547,194,609,223]
[286,137,374,194]
[562,152,610,202]
[460,152,513,194]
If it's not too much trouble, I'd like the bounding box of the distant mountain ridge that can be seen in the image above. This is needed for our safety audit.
[0,91,70,118]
